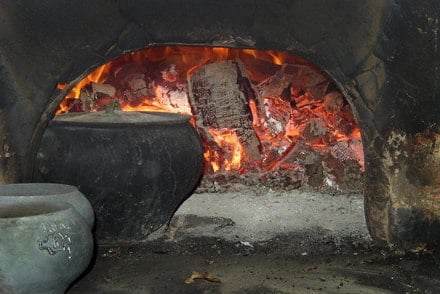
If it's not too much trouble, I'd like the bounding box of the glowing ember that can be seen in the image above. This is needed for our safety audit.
[56,46,364,176]
[207,129,244,172]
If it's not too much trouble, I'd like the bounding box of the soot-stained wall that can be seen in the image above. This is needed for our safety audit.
[0,0,438,249]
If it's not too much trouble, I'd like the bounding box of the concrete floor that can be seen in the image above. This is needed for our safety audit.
[69,248,440,293]
[68,190,440,293]
[165,190,369,246]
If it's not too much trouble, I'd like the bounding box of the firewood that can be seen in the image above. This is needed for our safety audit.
[188,60,262,162]
[257,64,328,100]
[91,83,116,98]
[324,91,344,112]
[302,119,328,143]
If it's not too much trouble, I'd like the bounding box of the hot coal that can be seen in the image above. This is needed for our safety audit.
[196,144,363,193]
[55,46,364,188]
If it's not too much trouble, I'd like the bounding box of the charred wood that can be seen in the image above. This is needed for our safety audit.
[188,60,262,163]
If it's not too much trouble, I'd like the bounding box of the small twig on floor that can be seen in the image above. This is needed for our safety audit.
[185,271,221,284]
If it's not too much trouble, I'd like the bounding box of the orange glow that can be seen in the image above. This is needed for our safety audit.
[351,128,362,139]
[204,150,220,173]
[68,64,110,100]
[248,99,260,128]
[56,46,364,174]
[59,46,303,106]
[57,83,67,90]
[268,52,284,65]
[207,129,244,172]
[242,49,257,58]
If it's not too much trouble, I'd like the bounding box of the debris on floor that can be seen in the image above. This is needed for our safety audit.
[184,271,221,285]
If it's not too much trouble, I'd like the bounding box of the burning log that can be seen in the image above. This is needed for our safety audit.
[188,60,262,169]
[302,119,328,143]
[54,46,364,188]
[263,97,291,136]
[257,64,329,101]
[323,91,344,113]
[90,83,116,98]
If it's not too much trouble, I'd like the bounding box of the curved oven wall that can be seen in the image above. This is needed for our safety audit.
[0,0,438,249]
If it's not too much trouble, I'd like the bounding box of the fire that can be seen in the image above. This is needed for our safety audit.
[58,46,302,108]
[56,46,364,174]
[204,150,221,173]
[71,64,110,99]
[206,129,244,172]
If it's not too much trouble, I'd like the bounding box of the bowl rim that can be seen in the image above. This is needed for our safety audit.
[0,201,74,220]
[0,183,78,197]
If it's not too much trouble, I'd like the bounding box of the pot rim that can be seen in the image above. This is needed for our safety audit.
[50,111,192,128]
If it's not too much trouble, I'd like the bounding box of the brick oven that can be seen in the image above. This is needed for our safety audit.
[0,0,439,253]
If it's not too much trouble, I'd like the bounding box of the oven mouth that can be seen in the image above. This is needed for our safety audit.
[0,0,437,253]
[36,45,364,193]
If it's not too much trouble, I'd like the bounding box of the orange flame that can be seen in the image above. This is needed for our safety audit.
[55,46,364,174]
[57,83,67,90]
[207,129,244,172]
[204,150,221,173]
[69,64,110,99]
[59,46,300,105]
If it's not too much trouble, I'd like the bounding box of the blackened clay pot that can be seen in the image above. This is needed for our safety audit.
[34,111,204,244]
[0,202,93,294]
[0,183,94,228]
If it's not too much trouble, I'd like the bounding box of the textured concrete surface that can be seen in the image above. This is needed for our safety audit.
[68,191,440,293]
[69,246,440,293]
[166,190,369,244]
